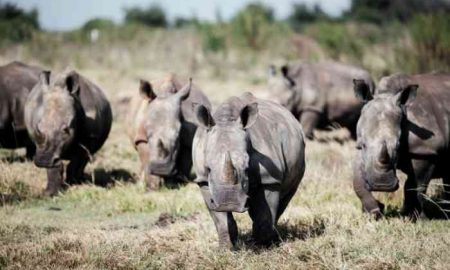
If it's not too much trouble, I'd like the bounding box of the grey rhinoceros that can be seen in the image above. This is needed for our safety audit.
[353,73,450,219]
[0,61,42,158]
[268,61,374,139]
[192,92,305,248]
[126,75,211,190]
[24,70,112,195]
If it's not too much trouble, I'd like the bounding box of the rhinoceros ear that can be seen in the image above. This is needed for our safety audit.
[353,79,373,103]
[39,71,51,86]
[268,65,276,77]
[176,78,192,101]
[139,79,156,101]
[280,65,295,88]
[65,71,81,95]
[395,84,418,106]
[194,104,214,129]
[240,102,258,129]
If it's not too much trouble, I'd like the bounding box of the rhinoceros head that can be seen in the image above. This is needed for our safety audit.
[267,65,299,113]
[194,100,258,212]
[354,77,418,192]
[33,71,79,168]
[139,78,191,177]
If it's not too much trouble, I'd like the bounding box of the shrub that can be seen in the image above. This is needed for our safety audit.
[196,22,227,53]
[124,5,167,28]
[288,3,329,32]
[398,12,450,72]
[230,2,274,50]
[82,18,115,32]
[305,22,364,60]
[0,3,39,43]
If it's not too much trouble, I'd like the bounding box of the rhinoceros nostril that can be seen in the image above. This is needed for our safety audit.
[157,139,169,159]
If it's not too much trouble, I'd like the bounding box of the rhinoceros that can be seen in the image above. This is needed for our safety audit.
[0,61,42,158]
[192,92,305,248]
[353,73,450,219]
[268,61,374,139]
[24,70,112,195]
[126,75,211,190]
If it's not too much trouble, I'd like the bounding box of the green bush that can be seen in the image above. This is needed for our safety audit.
[305,22,364,60]
[82,18,115,32]
[124,5,167,28]
[196,22,227,53]
[409,12,450,72]
[288,3,329,32]
[0,3,39,43]
[230,2,274,50]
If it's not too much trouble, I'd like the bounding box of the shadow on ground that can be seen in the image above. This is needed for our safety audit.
[384,198,450,220]
[87,168,136,187]
[238,217,326,251]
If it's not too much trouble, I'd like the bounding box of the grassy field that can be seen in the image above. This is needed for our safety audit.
[0,64,449,270]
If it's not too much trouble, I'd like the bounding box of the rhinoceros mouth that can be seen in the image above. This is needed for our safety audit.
[34,152,62,168]
[209,184,249,213]
[365,178,399,192]
[149,160,177,177]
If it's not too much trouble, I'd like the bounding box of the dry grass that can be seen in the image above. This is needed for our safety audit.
[0,32,449,269]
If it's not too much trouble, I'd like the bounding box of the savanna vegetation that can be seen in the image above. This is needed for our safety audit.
[0,1,449,269]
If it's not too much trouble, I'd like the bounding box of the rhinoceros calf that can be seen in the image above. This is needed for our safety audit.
[192,92,305,248]
[24,70,112,195]
[126,75,211,190]
[353,73,450,219]
[0,61,43,158]
[268,61,374,139]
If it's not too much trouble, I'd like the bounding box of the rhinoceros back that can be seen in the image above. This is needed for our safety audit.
[241,93,306,193]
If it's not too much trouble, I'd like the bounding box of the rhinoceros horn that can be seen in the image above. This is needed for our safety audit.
[378,141,390,165]
[223,152,237,185]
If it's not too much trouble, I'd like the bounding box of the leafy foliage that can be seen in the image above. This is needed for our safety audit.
[230,2,274,50]
[288,4,329,31]
[344,0,450,24]
[0,3,39,42]
[124,5,167,28]
[397,11,450,72]
[82,18,115,32]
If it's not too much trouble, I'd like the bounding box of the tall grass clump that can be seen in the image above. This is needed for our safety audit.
[230,2,275,50]
[409,12,450,72]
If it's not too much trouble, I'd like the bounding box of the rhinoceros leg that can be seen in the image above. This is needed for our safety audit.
[443,174,450,201]
[199,185,237,248]
[249,187,280,245]
[353,159,384,219]
[402,159,434,220]
[25,144,36,160]
[66,152,89,185]
[300,111,320,139]
[276,186,298,222]
[136,143,162,190]
[209,210,238,249]
[44,164,64,196]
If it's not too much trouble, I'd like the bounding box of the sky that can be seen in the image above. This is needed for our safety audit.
[11,0,351,31]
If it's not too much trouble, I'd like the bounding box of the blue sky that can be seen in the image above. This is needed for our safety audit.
[11,0,350,31]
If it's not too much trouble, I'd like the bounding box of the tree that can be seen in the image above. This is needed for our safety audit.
[124,5,167,27]
[231,2,274,50]
[0,3,40,42]
[344,0,450,24]
[288,3,329,31]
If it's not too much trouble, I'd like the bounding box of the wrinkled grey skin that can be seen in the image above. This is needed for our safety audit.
[268,61,374,139]
[24,70,112,196]
[193,92,305,248]
[0,61,42,159]
[353,73,450,220]
[138,79,211,188]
